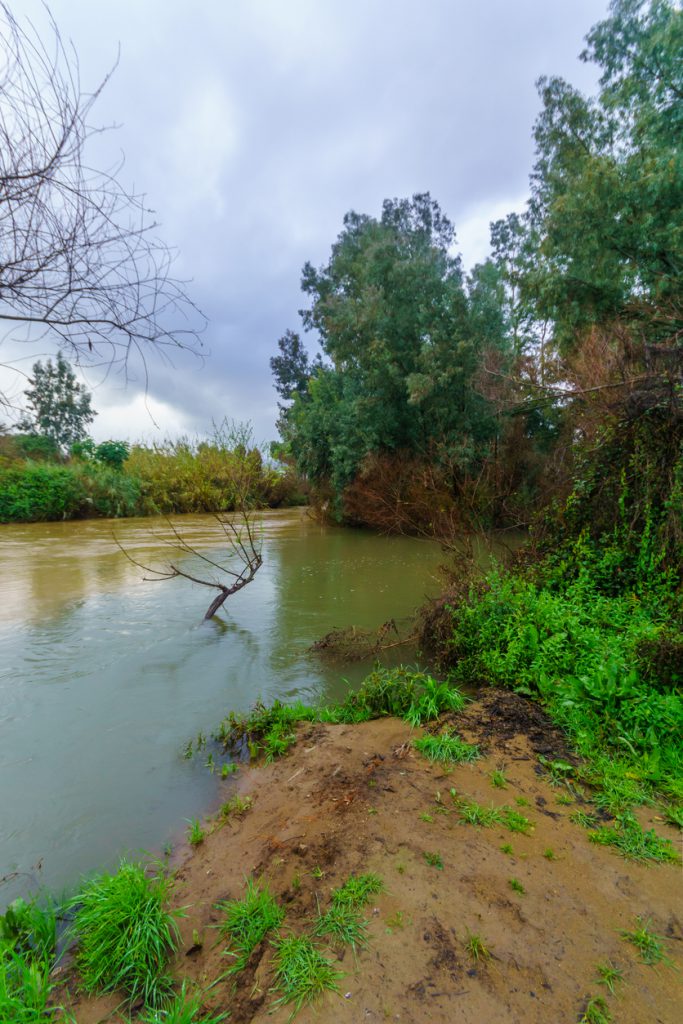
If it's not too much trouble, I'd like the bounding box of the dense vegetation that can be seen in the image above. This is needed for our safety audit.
[272,0,681,534]
[0,423,305,523]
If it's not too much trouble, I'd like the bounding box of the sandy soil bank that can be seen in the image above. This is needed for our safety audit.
[63,691,681,1024]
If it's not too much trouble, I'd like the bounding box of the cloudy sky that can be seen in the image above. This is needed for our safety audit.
[2,0,608,446]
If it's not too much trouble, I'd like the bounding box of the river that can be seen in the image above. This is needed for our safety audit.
[1,509,457,905]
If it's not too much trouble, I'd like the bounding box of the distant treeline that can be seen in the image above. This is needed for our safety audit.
[0,427,307,523]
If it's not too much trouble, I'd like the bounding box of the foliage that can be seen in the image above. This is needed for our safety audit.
[18,353,96,451]
[70,860,180,1008]
[413,731,480,764]
[271,934,342,1012]
[139,981,227,1023]
[330,874,384,910]
[620,917,671,966]
[589,811,679,863]
[0,896,70,1024]
[216,878,284,973]
[274,193,500,509]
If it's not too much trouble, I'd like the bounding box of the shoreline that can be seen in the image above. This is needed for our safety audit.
[58,689,682,1024]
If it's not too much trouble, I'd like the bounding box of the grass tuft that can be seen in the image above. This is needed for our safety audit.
[594,960,623,996]
[620,917,671,966]
[313,904,368,950]
[589,811,680,863]
[331,874,384,910]
[413,731,480,764]
[580,995,612,1024]
[216,878,284,973]
[139,980,228,1022]
[70,860,180,1008]
[464,932,492,963]
[271,935,341,1012]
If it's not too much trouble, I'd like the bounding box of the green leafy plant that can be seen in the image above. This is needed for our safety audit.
[508,878,525,895]
[589,811,680,863]
[331,874,384,909]
[313,904,368,950]
[139,980,227,1022]
[70,860,180,1008]
[489,769,507,789]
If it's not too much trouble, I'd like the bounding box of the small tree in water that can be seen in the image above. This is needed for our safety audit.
[116,422,264,621]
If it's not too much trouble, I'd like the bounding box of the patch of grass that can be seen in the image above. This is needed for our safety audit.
[70,860,180,1008]
[570,810,599,829]
[589,811,680,863]
[663,804,683,828]
[139,980,228,1022]
[580,995,612,1024]
[331,874,384,910]
[216,878,284,974]
[310,866,325,880]
[313,904,368,950]
[457,799,502,828]
[542,848,557,860]
[456,798,532,834]
[489,769,508,789]
[508,878,525,895]
[385,911,405,932]
[514,796,530,807]
[595,960,624,995]
[271,935,341,1013]
[423,852,443,870]
[0,945,70,1024]
[464,932,492,963]
[413,731,480,764]
[620,918,671,966]
[220,763,238,779]
[500,807,533,834]
[219,794,252,819]
[186,819,205,846]
[419,812,434,823]
[0,896,57,964]
[500,843,514,855]
[555,793,573,805]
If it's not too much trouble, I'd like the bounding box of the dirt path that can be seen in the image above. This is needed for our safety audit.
[64,691,682,1024]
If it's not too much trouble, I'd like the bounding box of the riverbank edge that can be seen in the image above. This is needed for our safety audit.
[56,685,683,1024]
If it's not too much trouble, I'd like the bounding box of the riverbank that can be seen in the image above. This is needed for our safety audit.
[58,689,681,1024]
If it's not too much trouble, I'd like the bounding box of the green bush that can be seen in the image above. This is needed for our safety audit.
[70,861,180,1008]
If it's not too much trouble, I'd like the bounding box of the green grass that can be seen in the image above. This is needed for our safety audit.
[595,961,623,995]
[455,798,533,834]
[508,878,525,895]
[0,946,71,1024]
[464,932,492,963]
[663,804,683,828]
[570,810,599,829]
[423,852,443,869]
[139,980,228,1022]
[489,769,508,789]
[186,819,205,846]
[588,811,680,863]
[271,935,341,1012]
[331,874,384,910]
[620,918,671,966]
[500,843,514,855]
[70,860,180,1008]
[413,731,480,765]
[219,795,252,819]
[313,904,368,950]
[542,848,557,861]
[216,878,284,973]
[580,995,612,1024]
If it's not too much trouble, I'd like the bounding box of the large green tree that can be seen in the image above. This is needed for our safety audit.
[525,0,682,348]
[19,352,96,451]
[274,194,499,499]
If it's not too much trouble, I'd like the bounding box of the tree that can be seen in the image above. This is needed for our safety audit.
[525,0,683,348]
[276,194,497,501]
[0,3,204,398]
[19,352,96,450]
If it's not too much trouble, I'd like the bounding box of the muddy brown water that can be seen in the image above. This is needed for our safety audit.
[0,509,518,907]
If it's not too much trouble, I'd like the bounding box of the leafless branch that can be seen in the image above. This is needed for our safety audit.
[114,509,263,620]
[0,2,205,399]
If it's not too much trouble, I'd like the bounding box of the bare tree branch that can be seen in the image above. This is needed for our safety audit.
[0,2,205,400]
[114,508,263,621]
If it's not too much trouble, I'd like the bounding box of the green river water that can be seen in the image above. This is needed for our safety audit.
[0,509,513,907]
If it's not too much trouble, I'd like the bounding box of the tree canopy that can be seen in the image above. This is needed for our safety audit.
[19,352,96,451]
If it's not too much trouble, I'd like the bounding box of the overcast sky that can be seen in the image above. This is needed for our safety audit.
[3,0,609,446]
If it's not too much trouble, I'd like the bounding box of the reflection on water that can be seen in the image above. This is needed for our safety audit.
[0,510,516,906]
[0,511,438,903]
